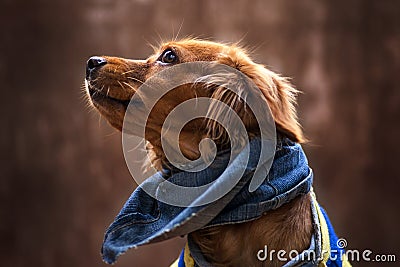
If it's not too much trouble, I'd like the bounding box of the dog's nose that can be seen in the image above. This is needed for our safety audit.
[86,56,107,78]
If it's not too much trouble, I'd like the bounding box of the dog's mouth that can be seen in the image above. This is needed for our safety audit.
[85,79,134,130]
[86,80,131,108]
[88,87,131,107]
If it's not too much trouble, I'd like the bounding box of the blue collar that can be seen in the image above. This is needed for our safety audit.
[101,137,313,264]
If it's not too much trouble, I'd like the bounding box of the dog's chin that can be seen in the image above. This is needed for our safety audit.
[86,84,129,131]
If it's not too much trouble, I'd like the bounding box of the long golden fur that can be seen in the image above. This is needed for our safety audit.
[85,39,312,266]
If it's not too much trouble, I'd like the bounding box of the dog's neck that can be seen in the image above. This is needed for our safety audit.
[148,131,272,171]
[147,131,206,170]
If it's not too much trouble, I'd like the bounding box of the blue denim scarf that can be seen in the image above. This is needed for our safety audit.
[102,137,313,264]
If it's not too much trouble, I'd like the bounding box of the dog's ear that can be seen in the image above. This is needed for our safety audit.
[215,47,306,143]
[197,58,259,145]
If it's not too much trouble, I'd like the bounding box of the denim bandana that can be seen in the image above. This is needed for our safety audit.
[102,137,313,264]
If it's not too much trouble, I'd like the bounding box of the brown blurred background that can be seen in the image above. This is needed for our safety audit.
[1,0,399,266]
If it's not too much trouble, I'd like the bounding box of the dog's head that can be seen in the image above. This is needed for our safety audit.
[85,39,304,166]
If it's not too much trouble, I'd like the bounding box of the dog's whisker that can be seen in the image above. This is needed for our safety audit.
[117,80,125,91]
[97,112,102,128]
[192,89,199,109]
[175,19,184,42]
[126,76,145,84]
[155,30,163,48]
[122,70,134,75]
[104,131,118,138]
[122,81,137,91]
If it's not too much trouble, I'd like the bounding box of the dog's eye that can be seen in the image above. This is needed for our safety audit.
[159,49,178,64]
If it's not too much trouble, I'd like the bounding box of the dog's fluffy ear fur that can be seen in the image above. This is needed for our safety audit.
[213,46,305,143]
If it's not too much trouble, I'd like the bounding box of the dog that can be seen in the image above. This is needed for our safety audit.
[85,39,350,267]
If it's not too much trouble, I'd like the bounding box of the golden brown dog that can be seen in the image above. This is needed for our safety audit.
[85,39,312,267]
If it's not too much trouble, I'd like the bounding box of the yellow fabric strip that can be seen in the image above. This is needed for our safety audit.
[342,254,352,267]
[170,257,179,267]
[170,243,195,267]
[312,191,352,267]
[311,191,331,267]
[184,242,195,267]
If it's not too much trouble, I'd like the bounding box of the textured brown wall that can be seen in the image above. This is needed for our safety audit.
[1,0,399,266]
